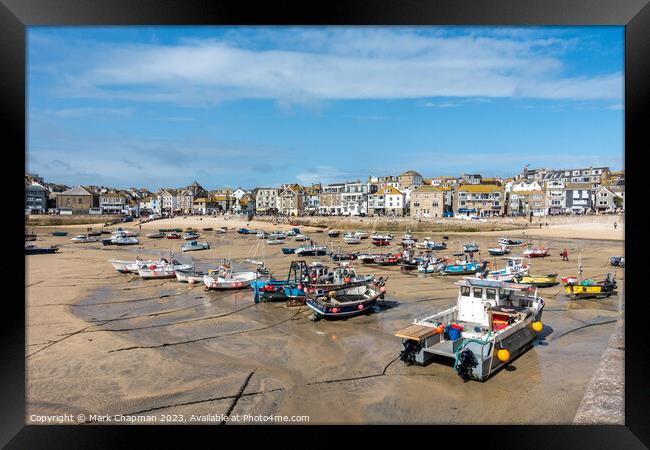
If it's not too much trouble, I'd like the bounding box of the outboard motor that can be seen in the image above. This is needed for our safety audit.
[399,340,421,365]
[456,348,479,380]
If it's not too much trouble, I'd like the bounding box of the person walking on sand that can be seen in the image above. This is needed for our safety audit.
[561,249,569,262]
[614,222,617,230]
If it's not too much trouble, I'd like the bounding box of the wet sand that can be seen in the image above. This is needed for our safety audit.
[26,218,624,424]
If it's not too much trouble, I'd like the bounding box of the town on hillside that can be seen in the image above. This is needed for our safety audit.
[25,166,625,219]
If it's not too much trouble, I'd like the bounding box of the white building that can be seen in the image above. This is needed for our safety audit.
[255,188,280,214]
[368,186,406,216]
[341,181,370,216]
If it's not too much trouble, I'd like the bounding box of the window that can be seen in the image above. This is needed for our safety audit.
[460,286,470,296]
[473,287,483,298]
[486,288,496,300]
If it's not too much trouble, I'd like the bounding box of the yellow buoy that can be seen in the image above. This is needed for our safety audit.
[532,321,543,332]
[497,349,510,362]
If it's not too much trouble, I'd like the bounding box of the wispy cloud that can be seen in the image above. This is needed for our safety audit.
[33,28,623,107]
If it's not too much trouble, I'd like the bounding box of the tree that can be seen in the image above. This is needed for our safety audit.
[613,195,623,210]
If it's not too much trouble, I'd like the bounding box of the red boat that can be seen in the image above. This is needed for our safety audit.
[166,232,181,239]
[522,247,550,258]
[374,254,400,265]
[372,238,391,246]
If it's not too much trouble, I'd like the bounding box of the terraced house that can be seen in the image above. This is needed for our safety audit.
[454,184,504,217]
[318,183,345,215]
[410,185,446,218]
[368,185,406,216]
[255,187,280,214]
[279,184,305,216]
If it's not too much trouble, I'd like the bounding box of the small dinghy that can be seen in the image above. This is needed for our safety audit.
[488,245,511,256]
[355,231,369,239]
[176,269,210,283]
[237,228,251,234]
[416,239,446,250]
[417,256,449,274]
[102,233,139,246]
[343,233,361,244]
[294,234,309,241]
[463,242,480,253]
[203,267,258,290]
[25,243,59,255]
[522,247,550,258]
[498,237,524,246]
[71,234,98,243]
[282,247,296,254]
[112,228,138,237]
[215,227,227,234]
[327,230,340,238]
[609,256,625,267]
[182,231,200,240]
[305,279,387,321]
[146,232,165,238]
[512,273,558,287]
[484,257,529,282]
[267,238,286,245]
[443,258,489,275]
[256,231,267,239]
[295,245,328,256]
[50,231,68,237]
[202,227,213,231]
[181,240,210,252]
[286,228,301,237]
[269,231,287,240]
[166,232,181,239]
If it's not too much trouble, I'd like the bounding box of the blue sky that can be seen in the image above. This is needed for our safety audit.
[27,26,624,190]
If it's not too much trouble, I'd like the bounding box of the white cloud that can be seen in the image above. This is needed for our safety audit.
[36,28,622,105]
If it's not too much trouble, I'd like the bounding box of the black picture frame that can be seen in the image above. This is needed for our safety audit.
[3,0,647,447]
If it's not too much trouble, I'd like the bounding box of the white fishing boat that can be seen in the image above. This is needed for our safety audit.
[182,231,200,240]
[109,258,153,273]
[203,267,258,290]
[70,234,98,243]
[137,261,194,279]
[215,227,227,234]
[354,231,369,239]
[113,235,139,245]
[268,231,287,239]
[266,238,286,245]
[370,233,393,241]
[256,231,267,239]
[112,229,138,237]
[294,234,309,241]
[124,258,164,273]
[175,269,210,283]
[343,233,362,244]
[485,257,529,282]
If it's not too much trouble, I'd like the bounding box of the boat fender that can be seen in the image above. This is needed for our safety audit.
[357,304,364,310]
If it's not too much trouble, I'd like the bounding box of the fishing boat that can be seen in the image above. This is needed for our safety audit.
[181,240,210,252]
[124,258,182,273]
[295,244,328,256]
[330,252,357,261]
[286,228,301,237]
[562,273,617,299]
[145,232,165,238]
[176,269,211,283]
[415,239,446,250]
[112,228,138,237]
[374,254,400,266]
[305,278,387,320]
[237,228,251,234]
[281,247,296,254]
[498,237,525,246]
[610,256,625,267]
[327,230,340,238]
[50,231,68,237]
[102,233,139,246]
[109,258,143,273]
[417,256,449,274]
[343,233,361,244]
[443,258,489,275]
[203,267,258,290]
[137,264,177,279]
[355,231,369,239]
[463,242,480,253]
[401,232,417,245]
[488,245,511,256]
[484,257,529,282]
[70,234,98,243]
[182,231,200,240]
[25,243,59,255]
[256,231,267,239]
[370,233,393,241]
[522,247,550,258]
[395,277,545,381]
[166,232,181,239]
[283,261,375,299]
[269,231,287,240]
[267,238,286,245]
[356,253,378,264]
[215,227,227,234]
[294,234,309,241]
[512,272,558,288]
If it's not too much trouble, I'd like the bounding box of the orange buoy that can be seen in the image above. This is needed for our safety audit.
[532,321,543,332]
[497,349,510,362]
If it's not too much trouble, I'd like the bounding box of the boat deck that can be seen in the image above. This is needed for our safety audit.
[394,324,438,341]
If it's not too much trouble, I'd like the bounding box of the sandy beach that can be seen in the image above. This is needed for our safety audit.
[26,217,624,424]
